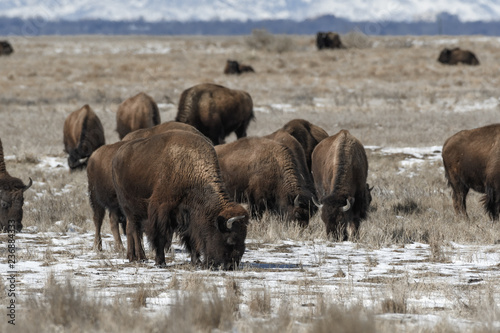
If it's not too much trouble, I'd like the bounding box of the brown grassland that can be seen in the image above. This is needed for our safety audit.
[1,32,500,332]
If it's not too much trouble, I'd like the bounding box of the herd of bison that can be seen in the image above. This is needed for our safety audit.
[0,34,496,271]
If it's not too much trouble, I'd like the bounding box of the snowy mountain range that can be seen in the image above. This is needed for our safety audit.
[2,0,500,23]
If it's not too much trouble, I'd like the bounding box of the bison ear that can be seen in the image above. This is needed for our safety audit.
[216,216,229,232]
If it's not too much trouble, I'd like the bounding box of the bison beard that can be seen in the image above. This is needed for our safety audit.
[442,124,500,220]
[112,131,249,269]
[311,130,372,241]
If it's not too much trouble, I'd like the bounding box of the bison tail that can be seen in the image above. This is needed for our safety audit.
[482,185,499,221]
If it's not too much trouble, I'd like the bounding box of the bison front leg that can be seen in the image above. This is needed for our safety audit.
[451,184,469,218]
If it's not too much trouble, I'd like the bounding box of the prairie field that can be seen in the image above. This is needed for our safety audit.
[1,33,500,332]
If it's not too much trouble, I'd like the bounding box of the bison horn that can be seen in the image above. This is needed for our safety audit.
[227,215,246,229]
[294,195,300,207]
[311,196,323,209]
[23,177,33,192]
[342,198,352,212]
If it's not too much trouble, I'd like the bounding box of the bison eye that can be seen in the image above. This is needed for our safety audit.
[1,200,9,209]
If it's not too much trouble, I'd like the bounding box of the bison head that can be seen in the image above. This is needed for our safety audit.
[318,194,357,241]
[290,194,314,227]
[224,60,241,75]
[0,177,32,232]
[438,48,452,64]
[208,204,249,270]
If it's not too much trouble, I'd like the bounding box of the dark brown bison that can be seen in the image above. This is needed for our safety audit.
[87,141,128,252]
[63,104,105,171]
[0,41,13,56]
[175,83,255,145]
[215,137,317,227]
[0,138,32,232]
[224,60,255,75]
[442,124,500,220]
[281,119,329,171]
[316,32,344,50]
[112,130,249,268]
[438,48,479,65]
[122,121,204,141]
[116,92,161,140]
[311,130,372,240]
[88,122,207,252]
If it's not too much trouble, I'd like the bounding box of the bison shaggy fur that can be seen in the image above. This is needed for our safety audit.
[0,41,13,55]
[316,32,344,50]
[63,104,105,171]
[116,92,161,140]
[112,130,249,269]
[311,130,372,240]
[442,124,500,220]
[175,83,255,145]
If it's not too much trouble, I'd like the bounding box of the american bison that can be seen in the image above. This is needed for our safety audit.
[122,121,204,141]
[215,137,317,227]
[224,60,255,75]
[116,92,161,140]
[316,32,344,50]
[311,130,372,240]
[442,124,500,220]
[175,83,255,145]
[438,48,479,65]
[63,104,105,171]
[0,138,32,232]
[112,130,249,269]
[0,41,13,56]
[281,119,329,170]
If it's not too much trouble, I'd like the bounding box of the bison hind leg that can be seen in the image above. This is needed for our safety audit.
[483,185,499,221]
[109,210,125,252]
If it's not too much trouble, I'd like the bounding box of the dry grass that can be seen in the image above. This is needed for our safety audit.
[2,34,500,332]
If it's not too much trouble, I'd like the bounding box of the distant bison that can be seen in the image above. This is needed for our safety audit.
[224,60,255,75]
[63,104,105,171]
[0,41,13,56]
[311,130,372,240]
[112,130,249,268]
[438,48,479,65]
[281,119,329,171]
[175,83,254,145]
[442,124,500,220]
[116,92,161,140]
[122,121,204,141]
[0,138,32,232]
[215,137,317,227]
[316,32,344,50]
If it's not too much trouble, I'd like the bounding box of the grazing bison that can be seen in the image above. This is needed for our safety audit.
[116,92,161,140]
[442,124,500,220]
[112,131,249,268]
[63,104,105,171]
[224,60,255,75]
[316,32,344,50]
[0,138,32,232]
[0,41,13,55]
[282,119,329,170]
[215,137,317,227]
[438,48,479,65]
[311,130,372,240]
[122,121,204,141]
[175,83,255,145]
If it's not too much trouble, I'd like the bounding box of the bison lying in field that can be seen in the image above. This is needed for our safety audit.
[63,104,105,171]
[281,119,329,171]
[116,92,161,139]
[311,130,372,240]
[0,41,13,55]
[442,124,500,220]
[175,83,255,145]
[215,137,317,227]
[0,138,32,232]
[224,60,255,75]
[438,48,479,65]
[316,32,344,50]
[112,130,249,269]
